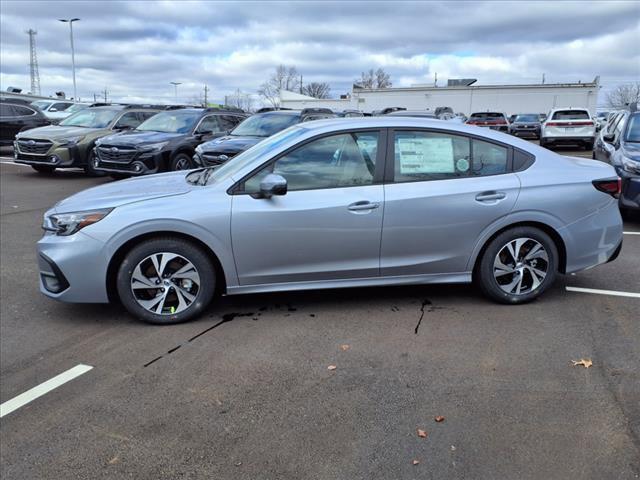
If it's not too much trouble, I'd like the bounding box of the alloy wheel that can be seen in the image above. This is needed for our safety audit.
[493,237,549,295]
[130,252,201,315]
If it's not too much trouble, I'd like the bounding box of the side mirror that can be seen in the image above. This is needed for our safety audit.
[115,125,133,131]
[259,173,287,198]
[603,133,615,143]
[197,129,213,136]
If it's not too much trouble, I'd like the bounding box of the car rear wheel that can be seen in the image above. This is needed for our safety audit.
[476,227,558,304]
[31,165,56,174]
[170,153,193,171]
[116,237,216,324]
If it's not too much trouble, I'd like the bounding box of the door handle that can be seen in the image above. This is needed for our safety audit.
[475,192,506,202]
[348,201,380,211]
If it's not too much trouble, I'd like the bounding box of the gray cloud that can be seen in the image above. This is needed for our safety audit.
[1,0,638,105]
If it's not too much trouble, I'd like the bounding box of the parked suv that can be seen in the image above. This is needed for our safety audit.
[508,113,542,139]
[193,109,335,167]
[539,108,595,150]
[14,104,160,174]
[0,99,50,146]
[594,109,640,214]
[466,112,509,132]
[93,108,247,176]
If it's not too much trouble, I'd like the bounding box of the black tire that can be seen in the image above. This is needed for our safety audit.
[31,165,56,174]
[170,153,193,171]
[116,237,216,324]
[83,150,106,177]
[475,226,558,305]
[109,173,129,180]
[539,139,547,149]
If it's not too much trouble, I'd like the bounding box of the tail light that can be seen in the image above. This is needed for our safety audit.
[592,177,621,197]
[546,121,594,127]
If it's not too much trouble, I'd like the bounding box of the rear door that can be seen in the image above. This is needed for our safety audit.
[381,129,520,276]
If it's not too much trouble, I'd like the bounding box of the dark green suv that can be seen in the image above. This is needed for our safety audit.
[13,104,161,174]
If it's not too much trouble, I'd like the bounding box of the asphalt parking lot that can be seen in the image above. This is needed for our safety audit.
[1,146,639,479]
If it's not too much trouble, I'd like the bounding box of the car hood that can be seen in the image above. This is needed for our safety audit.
[621,142,640,161]
[199,135,262,154]
[15,124,100,140]
[99,130,183,146]
[53,170,193,213]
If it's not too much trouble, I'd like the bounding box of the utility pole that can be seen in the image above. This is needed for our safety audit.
[300,74,303,94]
[434,72,438,87]
[101,87,108,103]
[170,82,181,102]
[58,18,80,100]
[26,29,41,95]
[203,84,209,106]
[542,73,546,84]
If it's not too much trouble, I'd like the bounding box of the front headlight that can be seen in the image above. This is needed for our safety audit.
[45,208,113,236]
[59,136,85,147]
[621,156,640,174]
[195,144,204,154]
[139,141,168,153]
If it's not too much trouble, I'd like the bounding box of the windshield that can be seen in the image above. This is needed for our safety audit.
[552,110,590,120]
[515,114,539,122]
[65,104,89,114]
[231,113,300,137]
[32,101,52,110]
[186,126,308,185]
[136,111,202,133]
[59,109,120,128]
[625,114,640,142]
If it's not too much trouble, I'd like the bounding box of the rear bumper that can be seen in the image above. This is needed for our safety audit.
[510,127,540,137]
[560,200,624,273]
[541,136,594,145]
[616,170,640,211]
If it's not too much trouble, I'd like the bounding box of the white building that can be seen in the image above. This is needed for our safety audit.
[280,77,601,116]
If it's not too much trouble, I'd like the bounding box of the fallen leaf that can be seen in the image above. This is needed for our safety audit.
[235,461,242,467]
[412,459,420,465]
[451,445,456,451]
[571,358,593,368]
[108,456,119,465]
[417,428,427,438]
[434,415,445,423]
[327,365,337,371]
[340,344,350,351]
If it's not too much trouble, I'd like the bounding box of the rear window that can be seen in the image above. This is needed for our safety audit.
[551,110,590,120]
[470,112,505,120]
[514,114,540,122]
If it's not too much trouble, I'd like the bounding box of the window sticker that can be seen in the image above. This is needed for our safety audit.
[397,137,454,174]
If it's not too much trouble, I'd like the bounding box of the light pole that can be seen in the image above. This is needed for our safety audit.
[170,82,182,102]
[59,18,80,100]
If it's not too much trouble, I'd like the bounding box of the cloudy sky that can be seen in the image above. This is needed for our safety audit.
[1,0,638,105]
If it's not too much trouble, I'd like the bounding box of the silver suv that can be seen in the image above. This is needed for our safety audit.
[38,118,623,324]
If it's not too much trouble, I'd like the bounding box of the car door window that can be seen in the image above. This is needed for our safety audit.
[114,112,140,129]
[0,104,14,117]
[472,139,508,175]
[197,115,221,133]
[393,131,471,182]
[244,131,379,193]
[52,102,72,112]
[12,105,35,117]
[137,111,157,122]
[219,115,243,131]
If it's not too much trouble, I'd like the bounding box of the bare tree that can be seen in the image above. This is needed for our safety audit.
[226,88,255,112]
[258,64,301,107]
[302,82,331,99]
[606,82,640,109]
[356,68,392,89]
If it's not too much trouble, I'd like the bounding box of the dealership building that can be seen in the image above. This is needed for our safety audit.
[280,77,601,116]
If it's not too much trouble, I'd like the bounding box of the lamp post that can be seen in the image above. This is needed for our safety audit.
[58,18,80,100]
[170,82,182,102]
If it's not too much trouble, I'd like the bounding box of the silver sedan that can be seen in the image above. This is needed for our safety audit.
[38,117,623,324]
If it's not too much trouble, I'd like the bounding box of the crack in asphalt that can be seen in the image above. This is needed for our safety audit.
[414,299,432,334]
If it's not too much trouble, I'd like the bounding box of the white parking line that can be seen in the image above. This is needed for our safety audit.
[0,160,30,167]
[0,364,93,418]
[566,286,640,299]
[624,231,640,236]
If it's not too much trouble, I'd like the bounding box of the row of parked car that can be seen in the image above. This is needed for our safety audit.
[1,96,637,213]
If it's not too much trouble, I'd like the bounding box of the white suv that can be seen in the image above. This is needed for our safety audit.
[540,108,596,150]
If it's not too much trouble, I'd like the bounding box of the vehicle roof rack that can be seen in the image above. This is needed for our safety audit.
[301,107,334,115]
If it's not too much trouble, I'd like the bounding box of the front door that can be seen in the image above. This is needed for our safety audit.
[231,130,384,286]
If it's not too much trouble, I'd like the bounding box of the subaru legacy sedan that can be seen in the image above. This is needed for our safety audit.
[38,118,623,324]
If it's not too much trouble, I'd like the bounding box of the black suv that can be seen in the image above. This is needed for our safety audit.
[93,108,247,176]
[0,98,50,146]
[193,109,335,167]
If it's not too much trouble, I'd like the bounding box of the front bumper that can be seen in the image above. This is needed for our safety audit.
[94,148,162,176]
[13,142,83,168]
[615,168,640,211]
[37,231,110,303]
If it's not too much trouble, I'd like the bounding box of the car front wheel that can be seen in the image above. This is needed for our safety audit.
[476,227,558,304]
[116,237,216,324]
[170,153,193,171]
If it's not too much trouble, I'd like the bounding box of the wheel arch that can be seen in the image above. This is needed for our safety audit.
[105,231,227,303]
[470,221,567,278]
